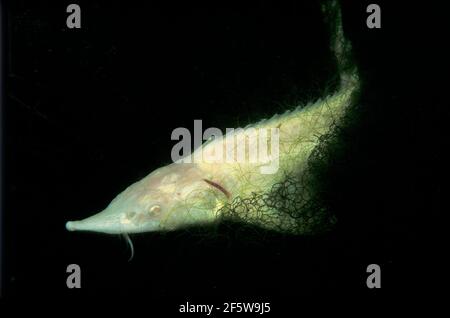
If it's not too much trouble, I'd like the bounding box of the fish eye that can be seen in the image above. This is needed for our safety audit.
[149,205,161,214]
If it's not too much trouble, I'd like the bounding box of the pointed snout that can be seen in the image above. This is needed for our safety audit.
[65,218,119,234]
[65,209,124,234]
[65,220,106,232]
[65,206,161,234]
[65,220,79,231]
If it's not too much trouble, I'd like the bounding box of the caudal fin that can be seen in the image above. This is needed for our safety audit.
[322,0,359,95]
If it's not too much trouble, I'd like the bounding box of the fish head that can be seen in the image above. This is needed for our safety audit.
[65,163,223,234]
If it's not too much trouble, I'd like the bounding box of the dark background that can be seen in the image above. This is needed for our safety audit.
[2,0,444,310]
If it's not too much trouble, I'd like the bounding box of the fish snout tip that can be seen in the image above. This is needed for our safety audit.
[66,221,77,231]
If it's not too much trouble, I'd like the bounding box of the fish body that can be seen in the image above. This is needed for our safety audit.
[66,0,359,235]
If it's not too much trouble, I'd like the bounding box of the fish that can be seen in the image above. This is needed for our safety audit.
[66,0,359,237]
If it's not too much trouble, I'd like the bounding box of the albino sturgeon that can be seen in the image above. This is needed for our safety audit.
[66,1,359,237]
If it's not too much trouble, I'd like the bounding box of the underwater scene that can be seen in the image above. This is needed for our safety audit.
[2,0,444,312]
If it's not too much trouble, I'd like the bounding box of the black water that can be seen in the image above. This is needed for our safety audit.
[3,0,443,311]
